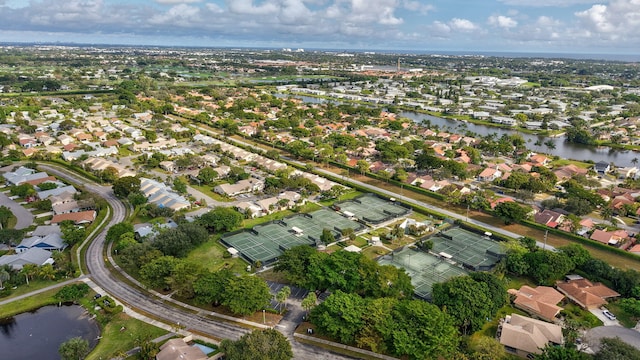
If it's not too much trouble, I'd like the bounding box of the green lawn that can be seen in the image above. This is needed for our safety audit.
[318,190,363,207]
[561,303,602,329]
[549,159,593,169]
[188,183,233,203]
[0,278,70,303]
[0,287,60,318]
[607,301,638,328]
[86,313,168,360]
[241,202,322,229]
[362,246,389,259]
[186,238,248,273]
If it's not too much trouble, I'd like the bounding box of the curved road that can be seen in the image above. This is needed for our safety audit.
[40,165,352,360]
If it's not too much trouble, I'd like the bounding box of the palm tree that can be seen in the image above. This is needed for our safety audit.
[632,157,638,166]
[275,286,291,314]
[0,268,10,289]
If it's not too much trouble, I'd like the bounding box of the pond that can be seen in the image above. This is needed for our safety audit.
[0,305,100,360]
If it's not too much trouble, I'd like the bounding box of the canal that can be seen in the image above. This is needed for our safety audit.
[277,93,639,167]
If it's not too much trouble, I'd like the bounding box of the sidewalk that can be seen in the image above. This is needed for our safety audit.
[0,276,85,306]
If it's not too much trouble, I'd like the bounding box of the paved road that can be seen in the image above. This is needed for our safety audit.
[585,326,640,352]
[41,164,354,360]
[219,135,554,250]
[0,191,34,229]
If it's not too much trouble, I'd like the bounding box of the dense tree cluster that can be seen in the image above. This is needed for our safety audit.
[220,329,292,360]
[432,272,507,334]
[274,246,413,298]
[311,291,459,359]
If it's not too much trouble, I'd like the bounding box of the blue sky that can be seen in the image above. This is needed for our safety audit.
[0,0,638,54]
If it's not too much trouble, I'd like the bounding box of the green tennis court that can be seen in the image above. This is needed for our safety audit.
[378,247,468,300]
[221,208,366,265]
[429,227,506,271]
[334,194,410,224]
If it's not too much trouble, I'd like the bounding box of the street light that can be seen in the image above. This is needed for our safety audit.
[263,309,266,324]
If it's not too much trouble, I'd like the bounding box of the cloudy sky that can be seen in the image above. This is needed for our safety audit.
[0,0,639,54]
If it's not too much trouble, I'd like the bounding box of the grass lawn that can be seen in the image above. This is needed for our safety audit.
[0,287,60,318]
[362,246,389,259]
[318,190,363,207]
[86,313,168,360]
[607,301,638,328]
[561,303,602,329]
[504,276,536,291]
[189,183,233,203]
[186,238,248,273]
[549,159,592,169]
[4,212,18,229]
[0,278,70,302]
[241,202,322,229]
[257,268,291,284]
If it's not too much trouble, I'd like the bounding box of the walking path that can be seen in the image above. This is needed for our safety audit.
[0,276,85,306]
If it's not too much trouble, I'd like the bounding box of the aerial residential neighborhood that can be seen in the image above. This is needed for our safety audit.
[1,41,640,360]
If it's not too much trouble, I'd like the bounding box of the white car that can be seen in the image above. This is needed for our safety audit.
[602,309,616,321]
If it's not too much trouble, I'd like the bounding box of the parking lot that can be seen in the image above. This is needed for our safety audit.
[266,281,309,312]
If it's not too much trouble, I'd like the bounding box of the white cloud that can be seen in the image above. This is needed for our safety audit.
[401,0,434,14]
[227,0,278,16]
[449,18,477,32]
[488,15,518,28]
[575,0,640,37]
[148,4,202,25]
[498,0,601,6]
[155,0,202,4]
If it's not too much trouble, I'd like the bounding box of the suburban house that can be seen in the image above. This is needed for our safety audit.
[139,178,190,211]
[16,229,66,253]
[533,209,565,228]
[235,201,264,218]
[508,285,565,322]
[2,166,50,186]
[214,178,264,197]
[0,248,54,270]
[477,167,501,182]
[498,314,563,358]
[590,229,630,246]
[555,275,620,309]
[51,210,97,225]
[37,185,77,200]
[553,164,588,182]
[156,337,206,360]
[594,161,611,174]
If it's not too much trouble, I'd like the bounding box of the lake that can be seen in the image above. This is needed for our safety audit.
[0,305,100,360]
[276,93,639,167]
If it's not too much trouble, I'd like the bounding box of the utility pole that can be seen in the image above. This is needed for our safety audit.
[543,230,548,250]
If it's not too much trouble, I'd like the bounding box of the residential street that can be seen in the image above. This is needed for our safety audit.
[0,189,34,230]
[40,164,356,360]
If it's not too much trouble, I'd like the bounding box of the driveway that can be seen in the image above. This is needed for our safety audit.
[590,308,622,327]
[585,326,640,352]
[0,191,34,229]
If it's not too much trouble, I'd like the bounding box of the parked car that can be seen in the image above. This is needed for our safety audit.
[603,309,616,321]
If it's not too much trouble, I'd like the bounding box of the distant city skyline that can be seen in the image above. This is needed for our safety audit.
[0,0,639,55]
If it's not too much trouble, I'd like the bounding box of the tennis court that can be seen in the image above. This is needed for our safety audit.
[429,227,506,271]
[378,247,468,300]
[334,194,410,224]
[221,208,365,265]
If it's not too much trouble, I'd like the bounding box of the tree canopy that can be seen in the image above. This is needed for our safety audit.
[220,329,293,360]
[432,273,507,334]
